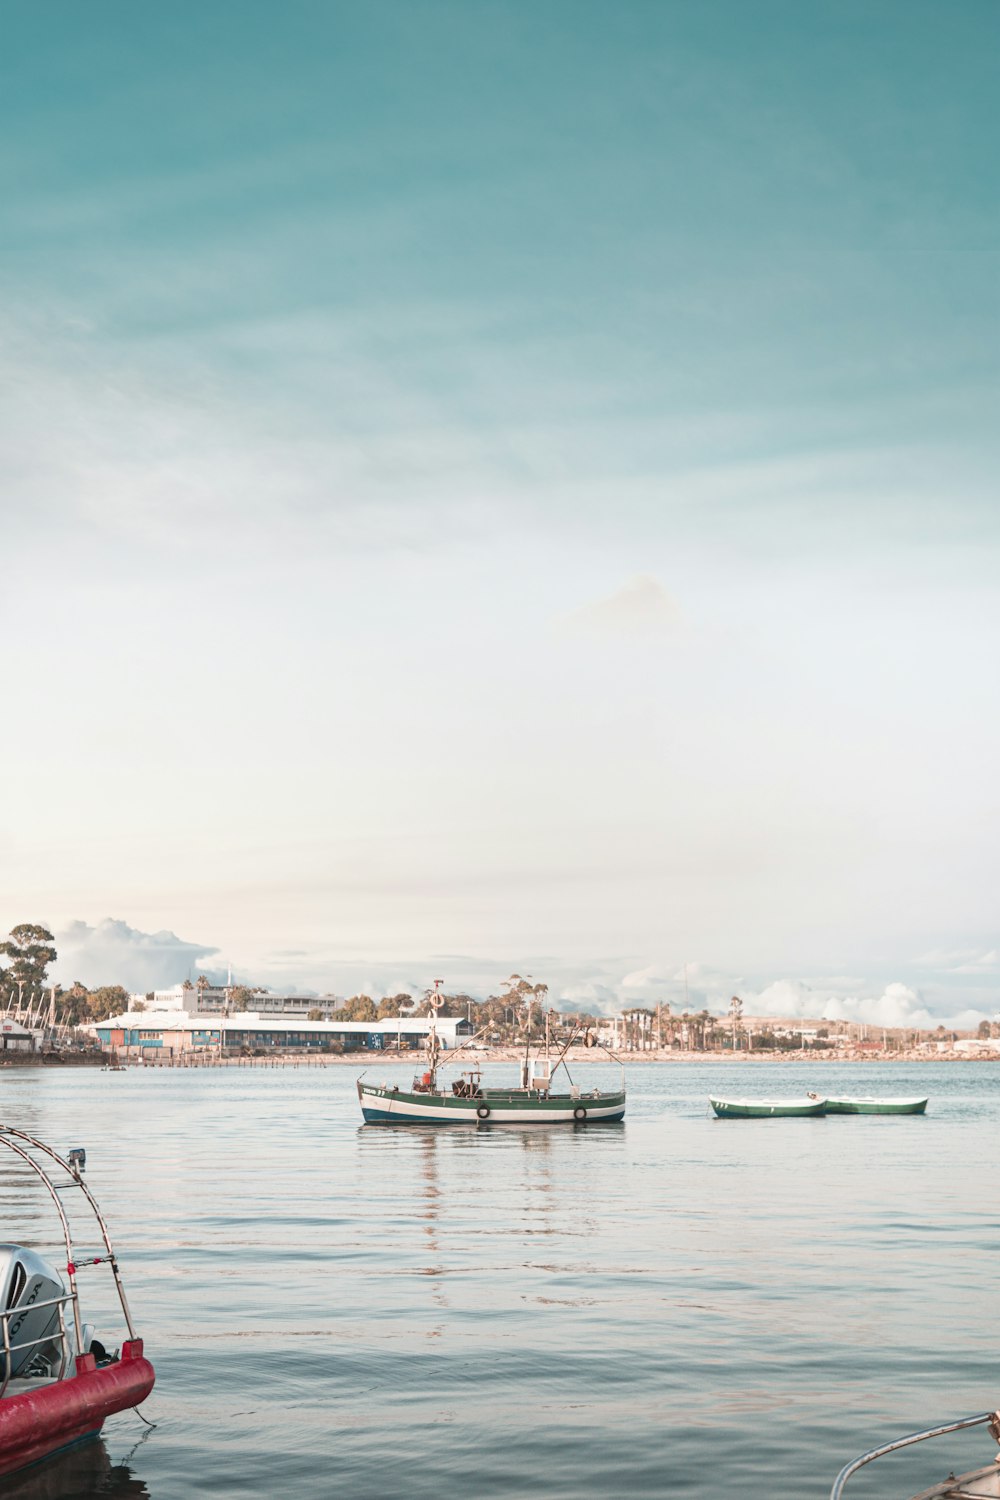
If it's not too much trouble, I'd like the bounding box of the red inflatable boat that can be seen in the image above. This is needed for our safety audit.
[0,1128,155,1477]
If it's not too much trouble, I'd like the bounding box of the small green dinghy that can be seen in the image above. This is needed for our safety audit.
[823,1096,928,1115]
[709,1096,827,1119]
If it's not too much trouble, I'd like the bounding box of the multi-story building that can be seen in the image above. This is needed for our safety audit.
[131,985,344,1018]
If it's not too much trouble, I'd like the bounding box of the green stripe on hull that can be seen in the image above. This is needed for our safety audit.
[824,1098,928,1114]
[710,1098,826,1119]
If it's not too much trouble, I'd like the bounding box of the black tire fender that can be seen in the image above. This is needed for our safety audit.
[573,1105,587,1120]
[476,1104,491,1119]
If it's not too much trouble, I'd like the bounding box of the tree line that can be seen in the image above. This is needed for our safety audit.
[0,922,868,1048]
[328,973,555,1036]
[0,930,566,1037]
[0,931,751,1046]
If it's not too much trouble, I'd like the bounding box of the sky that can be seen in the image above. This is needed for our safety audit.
[2,2,998,1028]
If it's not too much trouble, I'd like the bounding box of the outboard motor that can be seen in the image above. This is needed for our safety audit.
[0,1245,65,1378]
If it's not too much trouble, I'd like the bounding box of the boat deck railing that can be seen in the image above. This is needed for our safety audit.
[479,1086,617,1099]
[0,1125,139,1384]
[830,1410,1000,1498]
[0,1291,76,1398]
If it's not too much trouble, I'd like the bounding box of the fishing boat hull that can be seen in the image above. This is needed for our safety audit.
[0,1342,155,1479]
[710,1096,827,1119]
[824,1097,928,1115]
[358,1082,626,1124]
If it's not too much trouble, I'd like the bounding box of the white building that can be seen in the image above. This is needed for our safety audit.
[0,1018,37,1053]
[131,985,343,1018]
[92,1010,470,1054]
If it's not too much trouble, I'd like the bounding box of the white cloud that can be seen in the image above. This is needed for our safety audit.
[672,961,739,992]
[554,981,622,1011]
[561,575,683,639]
[0,305,503,565]
[619,964,671,993]
[53,918,219,992]
[564,963,996,1030]
[826,983,929,1029]
[739,978,991,1032]
[740,978,817,1019]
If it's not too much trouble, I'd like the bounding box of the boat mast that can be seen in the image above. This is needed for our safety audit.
[426,980,444,1090]
[426,1025,441,1089]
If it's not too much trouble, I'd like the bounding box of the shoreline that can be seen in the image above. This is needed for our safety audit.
[5,1046,991,1069]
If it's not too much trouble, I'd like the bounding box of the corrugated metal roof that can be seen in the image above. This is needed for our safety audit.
[91,1011,466,1036]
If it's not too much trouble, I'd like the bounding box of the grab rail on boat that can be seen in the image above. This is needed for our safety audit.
[0,1293,77,1399]
[829,1410,1000,1499]
[0,1124,140,1392]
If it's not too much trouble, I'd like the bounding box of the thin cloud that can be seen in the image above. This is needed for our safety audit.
[916,946,999,975]
[951,951,1000,975]
[561,575,683,639]
[0,306,506,561]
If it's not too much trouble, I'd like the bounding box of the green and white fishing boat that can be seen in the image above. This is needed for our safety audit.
[358,991,626,1126]
[822,1095,928,1115]
[709,1095,827,1119]
[829,1401,1000,1498]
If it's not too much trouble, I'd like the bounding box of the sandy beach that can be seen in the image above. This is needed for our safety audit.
[114,1042,1000,1068]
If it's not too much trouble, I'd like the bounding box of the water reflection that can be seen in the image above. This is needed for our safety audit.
[0,1438,150,1500]
[416,1131,447,1308]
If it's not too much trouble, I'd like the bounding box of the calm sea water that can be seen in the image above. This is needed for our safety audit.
[0,1060,997,1500]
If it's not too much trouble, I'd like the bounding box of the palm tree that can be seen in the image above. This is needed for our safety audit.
[728,996,744,1051]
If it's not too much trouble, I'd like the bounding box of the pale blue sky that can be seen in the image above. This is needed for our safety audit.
[2,2,998,1022]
